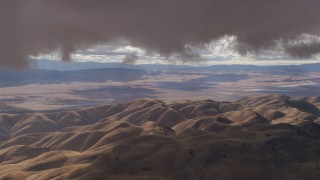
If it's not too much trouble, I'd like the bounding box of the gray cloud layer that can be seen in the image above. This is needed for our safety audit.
[1,0,320,68]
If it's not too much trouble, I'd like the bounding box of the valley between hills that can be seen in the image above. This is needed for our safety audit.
[0,94,320,179]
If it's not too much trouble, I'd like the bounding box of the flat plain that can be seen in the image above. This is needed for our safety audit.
[0,64,319,112]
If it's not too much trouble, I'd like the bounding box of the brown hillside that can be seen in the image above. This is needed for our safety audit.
[0,95,320,179]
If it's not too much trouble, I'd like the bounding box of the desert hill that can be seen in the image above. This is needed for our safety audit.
[0,95,320,179]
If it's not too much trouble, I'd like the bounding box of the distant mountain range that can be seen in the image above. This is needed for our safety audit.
[0,59,318,87]
[0,68,147,87]
[33,59,320,73]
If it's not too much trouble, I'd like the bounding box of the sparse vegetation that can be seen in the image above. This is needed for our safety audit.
[0,95,319,179]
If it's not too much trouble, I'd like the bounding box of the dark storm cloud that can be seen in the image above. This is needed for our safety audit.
[1,0,320,68]
[285,43,320,58]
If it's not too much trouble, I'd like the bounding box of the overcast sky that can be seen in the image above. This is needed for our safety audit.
[2,0,320,68]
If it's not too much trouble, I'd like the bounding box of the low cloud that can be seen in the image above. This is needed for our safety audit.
[1,0,320,68]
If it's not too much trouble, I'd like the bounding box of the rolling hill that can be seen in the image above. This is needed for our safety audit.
[0,95,320,179]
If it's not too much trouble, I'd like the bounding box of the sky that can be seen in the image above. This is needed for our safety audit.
[34,36,320,66]
[2,0,320,68]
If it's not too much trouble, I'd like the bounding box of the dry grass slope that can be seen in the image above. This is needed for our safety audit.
[0,95,320,179]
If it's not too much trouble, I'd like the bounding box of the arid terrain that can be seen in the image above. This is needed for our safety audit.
[2,0,320,179]
[0,94,320,179]
[0,62,320,112]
